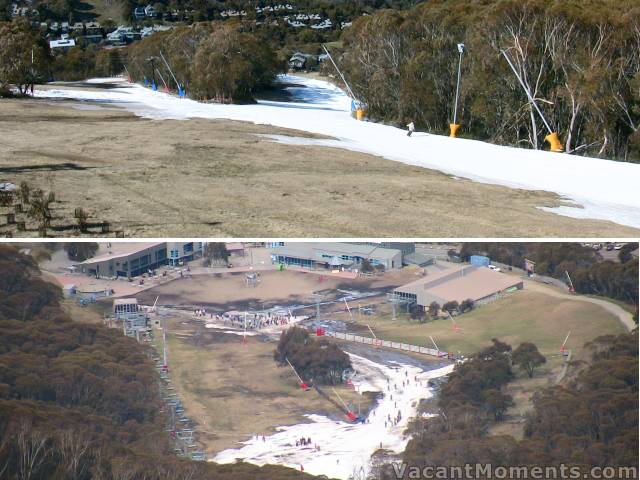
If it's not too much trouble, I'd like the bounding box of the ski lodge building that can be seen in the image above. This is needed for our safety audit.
[76,242,202,278]
[269,242,403,271]
[393,264,523,308]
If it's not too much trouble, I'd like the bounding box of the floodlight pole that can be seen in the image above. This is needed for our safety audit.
[146,56,157,89]
[449,43,465,137]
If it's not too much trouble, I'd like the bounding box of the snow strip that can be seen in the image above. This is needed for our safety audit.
[204,324,258,336]
[212,355,454,479]
[35,76,640,228]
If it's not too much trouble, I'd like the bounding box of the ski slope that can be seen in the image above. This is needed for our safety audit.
[35,76,640,228]
[213,354,454,479]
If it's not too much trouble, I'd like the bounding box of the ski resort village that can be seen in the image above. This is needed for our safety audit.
[1,0,639,478]
[13,241,632,479]
[2,0,640,237]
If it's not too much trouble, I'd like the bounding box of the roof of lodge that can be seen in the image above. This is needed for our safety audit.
[114,298,138,306]
[395,265,522,304]
[78,242,165,266]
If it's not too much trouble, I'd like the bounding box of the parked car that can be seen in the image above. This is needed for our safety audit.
[488,265,501,272]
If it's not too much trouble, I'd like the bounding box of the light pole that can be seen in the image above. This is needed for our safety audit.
[146,56,157,91]
[449,43,465,138]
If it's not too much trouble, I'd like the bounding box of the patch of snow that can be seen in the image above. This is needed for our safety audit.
[85,77,123,84]
[204,324,258,336]
[212,355,454,479]
[34,75,640,228]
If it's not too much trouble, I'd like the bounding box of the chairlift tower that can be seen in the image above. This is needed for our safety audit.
[117,302,148,342]
[386,293,411,321]
[311,292,324,322]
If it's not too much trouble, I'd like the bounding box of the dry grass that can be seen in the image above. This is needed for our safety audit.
[84,0,125,22]
[59,298,109,324]
[1,98,637,237]
[160,324,372,455]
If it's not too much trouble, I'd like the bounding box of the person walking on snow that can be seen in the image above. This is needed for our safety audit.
[406,122,415,137]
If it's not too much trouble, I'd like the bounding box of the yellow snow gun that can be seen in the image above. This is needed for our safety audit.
[544,132,564,153]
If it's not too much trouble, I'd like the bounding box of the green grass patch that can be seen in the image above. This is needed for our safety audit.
[342,290,625,358]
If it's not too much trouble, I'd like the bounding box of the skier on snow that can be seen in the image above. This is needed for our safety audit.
[406,122,415,137]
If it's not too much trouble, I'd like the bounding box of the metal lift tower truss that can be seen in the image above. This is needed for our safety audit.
[386,293,413,321]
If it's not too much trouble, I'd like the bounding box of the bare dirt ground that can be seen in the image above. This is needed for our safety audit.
[1,97,637,237]
[136,269,416,311]
[160,324,376,455]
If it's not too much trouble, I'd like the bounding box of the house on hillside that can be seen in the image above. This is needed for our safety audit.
[106,25,140,44]
[144,4,156,17]
[11,3,34,17]
[133,6,146,20]
[288,51,317,71]
[49,36,76,51]
[311,18,332,30]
